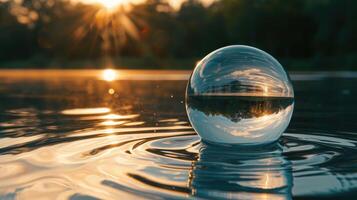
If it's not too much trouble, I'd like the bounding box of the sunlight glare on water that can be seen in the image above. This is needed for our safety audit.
[102,69,119,82]
[62,107,111,115]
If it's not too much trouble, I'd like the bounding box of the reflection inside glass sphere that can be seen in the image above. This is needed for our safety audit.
[186,45,294,145]
[187,95,294,145]
[189,143,292,199]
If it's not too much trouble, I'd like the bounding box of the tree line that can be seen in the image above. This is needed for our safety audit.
[0,0,356,69]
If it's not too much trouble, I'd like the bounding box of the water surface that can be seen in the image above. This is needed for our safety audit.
[1,70,357,199]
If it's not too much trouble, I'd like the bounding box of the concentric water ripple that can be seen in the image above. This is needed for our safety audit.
[1,110,357,200]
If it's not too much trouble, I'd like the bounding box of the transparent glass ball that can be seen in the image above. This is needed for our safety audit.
[186,45,294,145]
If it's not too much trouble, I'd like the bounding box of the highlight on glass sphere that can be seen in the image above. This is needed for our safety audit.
[186,45,294,146]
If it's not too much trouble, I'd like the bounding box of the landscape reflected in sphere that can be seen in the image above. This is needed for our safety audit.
[186,45,294,145]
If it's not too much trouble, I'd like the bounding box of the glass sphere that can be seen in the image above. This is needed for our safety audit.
[186,45,294,146]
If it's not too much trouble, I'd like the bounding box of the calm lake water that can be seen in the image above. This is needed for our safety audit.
[1,70,357,200]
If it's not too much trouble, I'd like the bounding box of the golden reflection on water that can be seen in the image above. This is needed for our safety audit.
[80,114,140,120]
[61,107,111,115]
[99,120,127,126]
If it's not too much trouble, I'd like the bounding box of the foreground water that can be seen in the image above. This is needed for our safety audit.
[1,70,357,199]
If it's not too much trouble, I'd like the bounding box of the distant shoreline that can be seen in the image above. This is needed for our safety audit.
[1,69,357,81]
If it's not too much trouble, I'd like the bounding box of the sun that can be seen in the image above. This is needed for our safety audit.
[70,0,140,53]
[74,0,133,10]
[99,0,125,10]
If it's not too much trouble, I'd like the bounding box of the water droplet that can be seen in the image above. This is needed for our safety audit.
[108,88,115,95]
[186,45,294,145]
